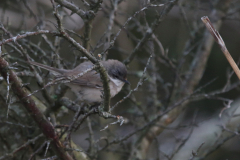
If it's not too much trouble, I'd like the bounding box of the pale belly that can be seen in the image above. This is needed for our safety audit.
[67,85,102,104]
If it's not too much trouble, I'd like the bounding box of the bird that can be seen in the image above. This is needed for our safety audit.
[28,59,129,104]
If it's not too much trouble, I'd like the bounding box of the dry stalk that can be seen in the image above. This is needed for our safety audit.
[201,16,240,80]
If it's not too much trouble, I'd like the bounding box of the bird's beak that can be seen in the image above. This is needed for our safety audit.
[123,79,130,85]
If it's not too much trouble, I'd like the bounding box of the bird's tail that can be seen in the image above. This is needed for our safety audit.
[28,61,65,75]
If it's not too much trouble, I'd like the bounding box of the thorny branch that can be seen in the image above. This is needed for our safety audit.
[0,47,73,160]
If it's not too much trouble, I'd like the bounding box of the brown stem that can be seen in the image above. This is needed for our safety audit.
[0,51,72,160]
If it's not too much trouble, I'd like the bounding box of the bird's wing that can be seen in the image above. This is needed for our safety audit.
[63,61,103,88]
[70,71,103,88]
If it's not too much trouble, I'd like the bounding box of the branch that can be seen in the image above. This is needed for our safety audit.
[54,0,91,20]
[0,30,58,46]
[123,1,176,64]
[0,48,73,160]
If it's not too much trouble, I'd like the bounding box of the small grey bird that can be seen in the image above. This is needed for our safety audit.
[29,60,129,104]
